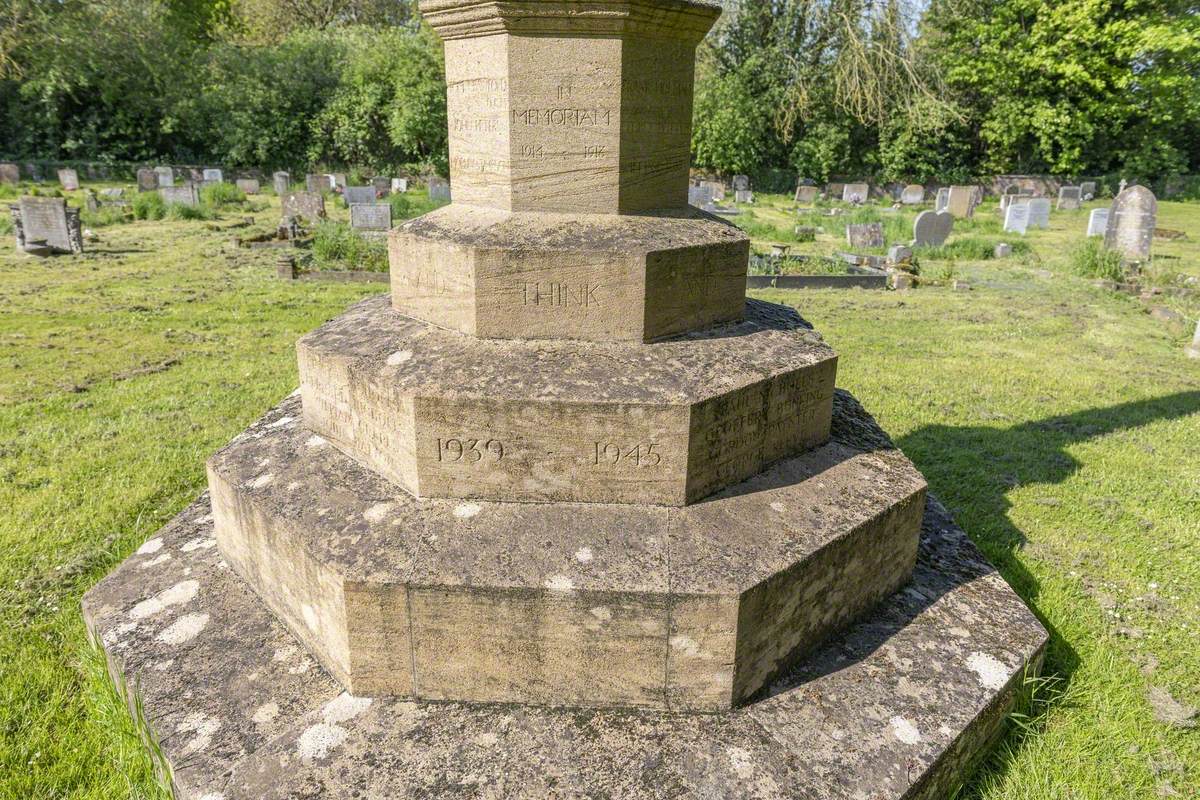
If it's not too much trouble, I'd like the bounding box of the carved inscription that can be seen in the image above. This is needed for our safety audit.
[436,437,505,463]
[522,282,601,308]
[593,442,662,467]
[512,108,612,127]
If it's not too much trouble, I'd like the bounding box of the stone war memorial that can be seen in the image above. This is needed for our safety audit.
[84,1,1047,797]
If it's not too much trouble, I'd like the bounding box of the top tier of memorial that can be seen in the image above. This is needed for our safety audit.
[420,0,721,214]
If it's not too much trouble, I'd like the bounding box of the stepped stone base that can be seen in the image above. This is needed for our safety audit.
[83,487,1047,800]
[205,391,925,710]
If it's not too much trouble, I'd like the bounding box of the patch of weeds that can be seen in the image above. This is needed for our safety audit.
[165,203,215,221]
[80,206,131,228]
[199,182,246,208]
[921,236,1032,261]
[0,214,12,236]
[132,192,166,220]
[1069,238,1124,281]
[311,221,388,272]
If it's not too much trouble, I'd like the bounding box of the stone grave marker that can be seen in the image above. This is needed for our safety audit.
[935,187,950,212]
[305,174,325,193]
[900,184,924,204]
[1057,185,1082,210]
[57,168,79,191]
[688,184,713,208]
[1087,208,1109,237]
[154,166,174,187]
[81,2,1049,797]
[428,176,451,202]
[1003,202,1030,235]
[281,191,325,224]
[826,182,845,200]
[946,185,975,218]
[331,172,348,190]
[273,171,291,195]
[343,186,377,206]
[842,182,869,203]
[160,184,200,206]
[846,222,884,248]
[236,178,260,195]
[994,243,1012,258]
[100,188,124,199]
[734,189,752,203]
[1104,185,1156,262]
[371,177,392,197]
[794,185,818,204]
[1186,320,1200,359]
[1026,198,1051,229]
[350,203,392,231]
[0,162,19,185]
[84,190,99,212]
[732,174,750,191]
[701,180,725,201]
[203,168,224,183]
[912,209,953,246]
[136,168,157,192]
[391,177,409,193]
[11,196,83,254]
[1080,181,1097,200]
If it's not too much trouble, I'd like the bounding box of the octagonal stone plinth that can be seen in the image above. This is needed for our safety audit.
[83,473,1046,800]
[204,390,924,711]
[389,204,749,341]
[297,296,837,506]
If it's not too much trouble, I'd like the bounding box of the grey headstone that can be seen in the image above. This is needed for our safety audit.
[912,210,954,247]
[1026,199,1051,229]
[846,222,884,249]
[282,191,325,224]
[236,178,260,195]
[137,168,158,192]
[305,174,325,193]
[0,162,19,185]
[732,175,750,191]
[842,183,869,204]
[343,186,377,207]
[701,180,725,201]
[160,185,200,207]
[1187,320,1200,359]
[1003,202,1030,235]
[13,196,83,254]
[1087,208,1110,237]
[428,177,451,203]
[203,168,224,183]
[946,186,975,218]
[1056,186,1082,210]
[994,243,1012,258]
[688,184,713,208]
[371,177,392,197]
[154,166,174,188]
[57,168,79,191]
[888,244,913,264]
[827,182,846,200]
[331,173,348,190]
[1080,181,1097,200]
[350,203,392,231]
[900,184,924,205]
[734,189,753,204]
[84,190,99,212]
[273,172,291,195]
[794,185,818,205]
[935,188,950,213]
[391,178,409,193]
[1104,185,1156,262]
[100,188,124,199]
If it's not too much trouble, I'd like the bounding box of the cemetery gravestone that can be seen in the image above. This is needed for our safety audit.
[1003,202,1030,235]
[331,172,348,190]
[343,186,378,207]
[1026,198,1051,229]
[83,2,1048,798]
[100,188,124,199]
[946,185,975,218]
[935,187,950,212]
[1186,320,1200,360]
[700,180,725,201]
[688,184,713,208]
[794,185,818,205]
[11,196,83,254]
[203,168,224,183]
[1104,185,1157,262]
[0,162,19,185]
[160,185,200,207]
[154,166,174,187]
[428,177,450,202]
[350,203,392,231]
[85,191,99,212]
[281,191,325,224]
[305,174,326,193]
[1057,186,1082,210]
[827,182,846,200]
[900,184,924,204]
[57,168,79,191]
[1087,208,1109,237]
[273,172,291,195]
[371,177,392,197]
[846,222,884,248]
[994,243,1012,258]
[136,168,158,192]
[1080,181,1097,200]
[391,177,409,193]
[842,182,869,203]
[912,209,954,246]
[734,189,752,203]
[732,174,750,191]
[236,178,260,195]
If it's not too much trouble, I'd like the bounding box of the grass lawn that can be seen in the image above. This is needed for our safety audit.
[1,185,1198,799]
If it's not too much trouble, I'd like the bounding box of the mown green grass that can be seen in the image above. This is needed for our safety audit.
[0,185,1198,799]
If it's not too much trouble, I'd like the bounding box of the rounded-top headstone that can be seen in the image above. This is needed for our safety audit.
[1104,185,1157,262]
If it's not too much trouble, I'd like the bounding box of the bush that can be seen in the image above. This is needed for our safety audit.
[132,192,167,220]
[310,221,388,271]
[1070,238,1124,281]
[200,182,246,207]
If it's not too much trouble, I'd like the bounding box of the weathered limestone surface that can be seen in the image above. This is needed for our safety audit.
[84,462,1045,800]
[389,204,749,341]
[299,295,836,506]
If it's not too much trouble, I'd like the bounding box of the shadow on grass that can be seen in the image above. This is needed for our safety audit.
[896,389,1200,793]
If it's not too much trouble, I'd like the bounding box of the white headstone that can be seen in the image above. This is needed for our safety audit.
[391,177,409,193]
[842,183,869,203]
[1003,203,1030,235]
[155,166,174,187]
[935,187,950,213]
[57,168,79,191]
[1026,198,1051,229]
[1086,208,1109,237]
[203,168,224,183]
[900,184,924,205]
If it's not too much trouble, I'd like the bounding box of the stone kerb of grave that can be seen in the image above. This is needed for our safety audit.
[390,0,750,343]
